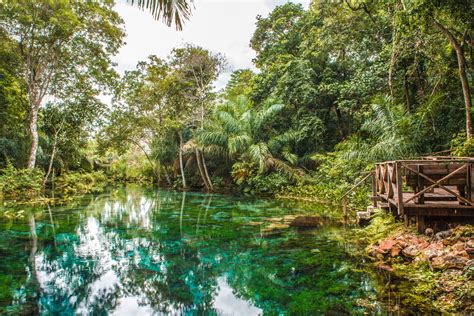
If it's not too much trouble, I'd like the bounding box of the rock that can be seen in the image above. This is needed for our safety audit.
[425,228,434,237]
[464,259,474,272]
[451,242,465,252]
[454,250,470,259]
[283,215,298,223]
[434,229,453,241]
[431,255,468,270]
[377,239,396,254]
[245,221,264,226]
[261,223,289,237]
[374,262,394,272]
[467,239,474,248]
[402,245,419,258]
[267,217,284,223]
[422,243,445,259]
[356,211,371,226]
[390,245,403,257]
[289,216,321,228]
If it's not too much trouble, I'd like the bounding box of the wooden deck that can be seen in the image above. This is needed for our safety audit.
[372,158,474,232]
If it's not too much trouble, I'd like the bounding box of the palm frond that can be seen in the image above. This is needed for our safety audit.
[228,135,252,155]
[247,142,272,173]
[129,0,194,30]
[254,103,284,130]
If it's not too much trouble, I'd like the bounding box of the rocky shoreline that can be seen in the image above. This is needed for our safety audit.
[367,224,473,313]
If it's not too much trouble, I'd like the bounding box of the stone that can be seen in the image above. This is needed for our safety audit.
[374,262,393,272]
[267,217,284,223]
[283,215,298,223]
[431,255,468,270]
[402,245,419,258]
[390,245,403,257]
[422,243,445,259]
[454,250,469,259]
[451,242,465,252]
[377,239,395,254]
[261,223,289,237]
[434,229,453,241]
[425,228,434,237]
[356,211,371,226]
[245,221,264,226]
[289,216,321,228]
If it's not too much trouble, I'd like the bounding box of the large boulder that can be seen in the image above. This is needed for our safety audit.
[289,216,321,228]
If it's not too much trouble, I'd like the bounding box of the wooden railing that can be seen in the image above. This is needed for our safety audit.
[374,159,474,216]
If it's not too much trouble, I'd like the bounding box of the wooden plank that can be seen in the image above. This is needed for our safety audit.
[404,202,474,209]
[405,208,474,217]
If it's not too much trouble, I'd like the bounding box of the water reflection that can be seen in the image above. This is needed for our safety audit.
[0,185,379,314]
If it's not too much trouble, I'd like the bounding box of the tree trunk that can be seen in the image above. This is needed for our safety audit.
[163,166,172,185]
[195,148,209,191]
[129,138,160,181]
[27,106,39,169]
[43,139,57,186]
[455,47,473,138]
[200,152,213,191]
[403,72,412,113]
[178,132,187,189]
[435,21,472,138]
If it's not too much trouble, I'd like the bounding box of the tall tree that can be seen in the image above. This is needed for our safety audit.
[0,1,124,169]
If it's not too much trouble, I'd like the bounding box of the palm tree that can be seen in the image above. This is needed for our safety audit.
[196,96,300,178]
[128,0,194,30]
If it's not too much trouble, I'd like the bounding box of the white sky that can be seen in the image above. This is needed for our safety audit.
[113,0,310,91]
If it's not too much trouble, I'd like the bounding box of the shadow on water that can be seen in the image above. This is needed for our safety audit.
[0,185,407,315]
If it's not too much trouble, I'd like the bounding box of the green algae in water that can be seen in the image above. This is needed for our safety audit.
[0,185,381,315]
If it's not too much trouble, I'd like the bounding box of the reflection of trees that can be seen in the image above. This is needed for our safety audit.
[0,185,377,314]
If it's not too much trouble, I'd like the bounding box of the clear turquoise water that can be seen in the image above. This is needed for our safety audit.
[0,185,382,315]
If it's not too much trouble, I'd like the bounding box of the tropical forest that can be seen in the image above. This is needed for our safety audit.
[0,0,473,314]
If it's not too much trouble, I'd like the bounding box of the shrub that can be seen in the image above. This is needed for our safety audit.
[451,132,474,156]
[55,171,108,197]
[0,164,44,200]
[231,162,292,195]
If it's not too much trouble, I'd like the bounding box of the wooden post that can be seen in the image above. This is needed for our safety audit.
[416,215,425,233]
[371,172,377,207]
[396,162,404,216]
[467,163,472,201]
[417,165,424,204]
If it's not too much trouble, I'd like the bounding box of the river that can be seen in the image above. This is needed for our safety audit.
[0,185,393,315]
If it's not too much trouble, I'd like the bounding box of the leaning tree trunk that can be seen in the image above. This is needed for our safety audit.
[200,152,213,191]
[27,106,39,170]
[435,21,473,138]
[195,148,210,191]
[178,132,187,189]
[43,138,57,186]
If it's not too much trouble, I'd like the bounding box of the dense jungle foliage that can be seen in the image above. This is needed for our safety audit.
[0,1,473,206]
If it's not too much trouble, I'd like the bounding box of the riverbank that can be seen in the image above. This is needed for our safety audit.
[360,210,473,313]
